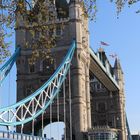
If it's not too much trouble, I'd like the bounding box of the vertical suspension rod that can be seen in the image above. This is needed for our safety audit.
[21,106,24,137]
[69,69,72,140]
[42,93,44,138]
[21,124,24,140]
[32,99,35,136]
[42,112,44,138]
[63,79,66,140]
[8,73,11,134]
[57,89,60,139]
[32,119,35,136]
[50,102,52,139]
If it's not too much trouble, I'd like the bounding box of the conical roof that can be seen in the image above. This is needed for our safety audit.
[114,58,122,70]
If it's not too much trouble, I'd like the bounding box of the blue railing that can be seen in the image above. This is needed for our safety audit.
[0,131,47,140]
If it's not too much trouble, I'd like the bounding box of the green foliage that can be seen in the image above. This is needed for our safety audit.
[0,0,58,64]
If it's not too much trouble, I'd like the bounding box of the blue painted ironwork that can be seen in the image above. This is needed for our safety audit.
[0,40,76,126]
[0,47,20,86]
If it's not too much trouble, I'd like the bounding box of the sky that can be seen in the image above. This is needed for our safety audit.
[0,0,140,139]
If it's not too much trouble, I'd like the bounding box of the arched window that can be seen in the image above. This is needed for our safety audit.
[29,64,35,73]
[25,85,34,96]
[55,0,69,18]
[98,102,106,113]
[40,58,54,75]
[56,26,62,36]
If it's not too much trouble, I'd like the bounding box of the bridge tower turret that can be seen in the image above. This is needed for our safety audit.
[68,0,92,139]
[114,58,127,140]
[16,0,91,139]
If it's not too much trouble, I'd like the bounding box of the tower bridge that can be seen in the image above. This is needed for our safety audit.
[0,0,132,140]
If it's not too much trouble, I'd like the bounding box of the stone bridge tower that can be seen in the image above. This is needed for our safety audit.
[16,0,91,140]
[89,51,127,140]
[16,0,127,140]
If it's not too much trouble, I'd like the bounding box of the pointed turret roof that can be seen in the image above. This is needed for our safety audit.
[114,58,123,72]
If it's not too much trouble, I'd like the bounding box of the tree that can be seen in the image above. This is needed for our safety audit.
[0,0,139,63]
[0,0,58,63]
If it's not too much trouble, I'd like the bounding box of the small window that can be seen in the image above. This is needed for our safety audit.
[17,60,20,65]
[56,26,62,36]
[98,102,106,112]
[41,58,54,74]
[43,60,50,71]
[49,28,54,36]
[55,0,69,18]
[35,31,39,39]
[49,11,55,21]
[29,64,35,73]
[108,122,113,127]
[26,85,33,96]
[40,60,43,72]
[93,122,97,126]
[99,120,106,126]
[97,83,101,90]
[22,59,25,64]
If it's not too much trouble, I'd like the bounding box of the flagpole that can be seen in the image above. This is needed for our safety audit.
[99,44,103,64]
[99,41,110,64]
[100,46,103,63]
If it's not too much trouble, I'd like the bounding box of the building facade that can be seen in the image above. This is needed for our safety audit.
[89,50,127,139]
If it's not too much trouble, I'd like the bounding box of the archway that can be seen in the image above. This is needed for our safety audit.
[43,122,65,140]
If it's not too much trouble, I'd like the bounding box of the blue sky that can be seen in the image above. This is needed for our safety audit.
[0,0,140,138]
